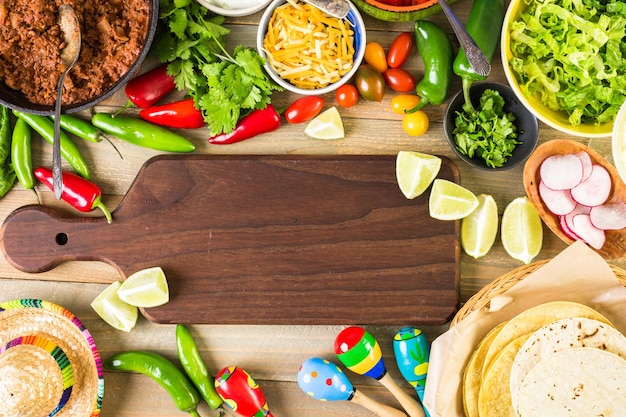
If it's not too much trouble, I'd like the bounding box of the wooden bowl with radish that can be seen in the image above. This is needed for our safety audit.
[523,139,626,259]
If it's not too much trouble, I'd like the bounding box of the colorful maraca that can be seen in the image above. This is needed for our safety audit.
[393,327,431,417]
[335,326,425,417]
[214,366,274,417]
[298,357,407,417]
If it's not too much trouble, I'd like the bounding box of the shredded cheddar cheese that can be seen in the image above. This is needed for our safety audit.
[263,0,356,89]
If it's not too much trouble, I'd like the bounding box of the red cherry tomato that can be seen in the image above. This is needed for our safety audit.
[387,32,414,69]
[383,68,416,92]
[355,65,385,102]
[402,111,429,137]
[390,94,421,114]
[284,96,325,124]
[364,42,388,73]
[335,84,359,108]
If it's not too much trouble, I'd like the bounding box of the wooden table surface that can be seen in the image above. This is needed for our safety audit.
[1,2,624,416]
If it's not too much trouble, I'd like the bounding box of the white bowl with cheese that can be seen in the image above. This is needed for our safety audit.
[256,0,366,95]
[195,0,272,16]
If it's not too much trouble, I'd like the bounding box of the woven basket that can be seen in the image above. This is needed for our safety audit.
[451,260,626,327]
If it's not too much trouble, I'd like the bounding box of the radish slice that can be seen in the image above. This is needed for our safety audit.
[570,164,611,207]
[571,213,606,249]
[539,154,584,190]
[564,204,591,234]
[574,151,593,182]
[589,202,626,230]
[560,215,582,241]
[539,181,577,215]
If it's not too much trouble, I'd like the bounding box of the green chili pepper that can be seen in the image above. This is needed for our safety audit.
[453,0,505,112]
[0,105,16,198]
[11,118,38,201]
[91,113,196,153]
[409,20,454,112]
[51,114,123,159]
[104,350,201,416]
[176,324,224,410]
[12,110,90,180]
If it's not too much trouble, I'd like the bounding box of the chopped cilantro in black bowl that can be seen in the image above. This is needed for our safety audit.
[444,82,539,171]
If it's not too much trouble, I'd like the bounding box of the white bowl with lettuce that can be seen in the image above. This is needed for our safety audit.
[501,0,626,138]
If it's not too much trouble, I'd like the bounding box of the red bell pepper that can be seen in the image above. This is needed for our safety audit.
[208,105,281,145]
[124,64,176,108]
[34,167,113,224]
[139,98,205,129]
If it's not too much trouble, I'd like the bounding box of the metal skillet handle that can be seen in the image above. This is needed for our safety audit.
[438,0,491,77]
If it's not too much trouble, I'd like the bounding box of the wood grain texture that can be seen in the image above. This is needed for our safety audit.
[1,155,460,325]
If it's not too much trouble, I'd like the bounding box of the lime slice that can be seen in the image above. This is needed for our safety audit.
[461,194,499,259]
[429,179,479,220]
[118,267,169,308]
[395,151,442,199]
[91,281,138,332]
[304,107,344,140]
[501,197,543,264]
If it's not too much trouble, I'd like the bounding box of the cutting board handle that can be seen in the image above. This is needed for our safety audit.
[1,204,118,274]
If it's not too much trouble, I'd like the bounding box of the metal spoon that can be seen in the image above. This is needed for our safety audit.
[302,0,350,19]
[437,0,491,77]
[53,4,81,199]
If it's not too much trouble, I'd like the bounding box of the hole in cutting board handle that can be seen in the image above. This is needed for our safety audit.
[55,233,68,246]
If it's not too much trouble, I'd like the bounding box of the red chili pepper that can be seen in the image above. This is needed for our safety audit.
[284,96,325,124]
[125,64,176,108]
[34,167,113,224]
[208,105,281,145]
[139,98,205,129]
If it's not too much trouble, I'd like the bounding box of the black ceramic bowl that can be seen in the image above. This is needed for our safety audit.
[0,0,159,116]
[443,82,539,171]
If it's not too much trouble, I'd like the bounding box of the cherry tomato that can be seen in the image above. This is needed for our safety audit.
[284,96,325,124]
[383,68,416,92]
[355,65,385,102]
[364,42,388,73]
[402,111,429,137]
[335,84,359,108]
[391,94,421,114]
[387,32,414,69]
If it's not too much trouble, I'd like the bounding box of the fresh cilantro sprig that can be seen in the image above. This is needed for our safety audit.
[155,0,282,135]
[452,89,521,169]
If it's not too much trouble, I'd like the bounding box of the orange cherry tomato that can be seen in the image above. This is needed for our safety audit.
[383,68,416,92]
[335,84,359,108]
[390,95,421,114]
[387,32,414,69]
[364,42,388,73]
[402,111,429,137]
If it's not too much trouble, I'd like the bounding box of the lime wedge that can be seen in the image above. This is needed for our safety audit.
[395,151,442,199]
[461,194,499,259]
[501,197,543,264]
[118,267,169,308]
[91,281,138,332]
[429,179,479,220]
[304,107,344,140]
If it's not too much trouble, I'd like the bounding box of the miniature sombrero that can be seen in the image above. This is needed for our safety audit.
[0,299,104,417]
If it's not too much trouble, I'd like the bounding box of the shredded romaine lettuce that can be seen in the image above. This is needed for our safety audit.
[509,0,626,126]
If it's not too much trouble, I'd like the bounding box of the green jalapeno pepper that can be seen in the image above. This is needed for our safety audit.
[11,118,38,200]
[51,114,106,143]
[0,105,16,198]
[453,0,505,111]
[409,20,454,112]
[13,110,91,180]
[176,324,224,410]
[91,113,196,153]
[104,350,201,416]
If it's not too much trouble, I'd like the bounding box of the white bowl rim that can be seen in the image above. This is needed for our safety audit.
[256,0,366,96]
[195,0,272,16]
[500,0,612,139]
[612,101,626,184]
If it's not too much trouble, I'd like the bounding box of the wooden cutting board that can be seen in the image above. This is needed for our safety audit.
[1,155,460,325]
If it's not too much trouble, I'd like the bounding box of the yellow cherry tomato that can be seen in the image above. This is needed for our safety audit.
[364,42,388,73]
[402,111,429,137]
[390,95,422,115]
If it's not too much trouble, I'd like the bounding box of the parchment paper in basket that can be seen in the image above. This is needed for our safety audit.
[423,241,626,417]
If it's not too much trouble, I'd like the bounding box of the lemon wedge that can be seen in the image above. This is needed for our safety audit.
[304,107,344,140]
[118,266,169,308]
[501,197,543,264]
[429,179,479,220]
[395,151,442,199]
[461,194,499,259]
[91,281,138,332]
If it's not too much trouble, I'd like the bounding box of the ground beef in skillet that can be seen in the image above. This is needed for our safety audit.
[0,0,150,106]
